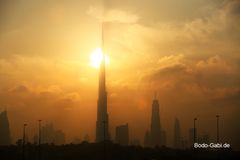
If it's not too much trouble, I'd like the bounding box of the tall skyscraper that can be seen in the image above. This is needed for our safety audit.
[0,110,11,145]
[115,123,129,145]
[174,118,181,149]
[150,97,161,146]
[96,23,110,142]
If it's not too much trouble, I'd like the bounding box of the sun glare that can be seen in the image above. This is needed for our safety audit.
[90,48,110,68]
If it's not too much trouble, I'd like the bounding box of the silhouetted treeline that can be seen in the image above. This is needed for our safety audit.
[0,142,239,160]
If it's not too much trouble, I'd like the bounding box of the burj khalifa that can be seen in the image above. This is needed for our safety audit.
[96,23,110,142]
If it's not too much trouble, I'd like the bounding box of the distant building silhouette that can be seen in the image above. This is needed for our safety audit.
[130,139,141,146]
[40,123,65,145]
[83,134,90,142]
[0,110,11,145]
[173,118,181,149]
[144,130,151,147]
[33,134,38,145]
[54,130,65,145]
[150,98,161,146]
[96,45,110,142]
[148,96,166,147]
[72,138,82,144]
[115,123,129,145]
[189,128,197,147]
[180,137,188,149]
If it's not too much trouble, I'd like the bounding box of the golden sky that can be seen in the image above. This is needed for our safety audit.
[0,0,239,149]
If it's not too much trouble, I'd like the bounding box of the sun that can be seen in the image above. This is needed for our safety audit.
[90,48,110,68]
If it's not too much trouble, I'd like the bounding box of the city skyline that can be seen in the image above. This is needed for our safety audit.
[0,0,239,150]
[0,101,232,149]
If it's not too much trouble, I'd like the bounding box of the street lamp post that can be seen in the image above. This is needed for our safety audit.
[194,118,197,144]
[216,115,220,143]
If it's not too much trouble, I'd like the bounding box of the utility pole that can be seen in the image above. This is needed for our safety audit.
[22,124,27,160]
[38,120,42,160]
[216,115,220,143]
[194,118,197,144]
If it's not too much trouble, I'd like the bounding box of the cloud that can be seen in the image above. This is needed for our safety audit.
[62,92,81,102]
[87,6,139,23]
[224,0,240,16]
[46,85,63,94]
[99,0,224,24]
[142,54,188,81]
[10,85,29,93]
[155,64,187,76]
[196,55,232,73]
[140,54,239,101]
[157,54,185,68]
[210,88,240,107]
[195,55,239,88]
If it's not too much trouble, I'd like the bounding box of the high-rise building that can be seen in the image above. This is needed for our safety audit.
[145,96,166,147]
[54,130,65,145]
[0,110,11,145]
[150,97,161,146]
[115,123,129,145]
[144,130,151,147]
[173,118,181,149]
[40,123,65,145]
[96,26,110,142]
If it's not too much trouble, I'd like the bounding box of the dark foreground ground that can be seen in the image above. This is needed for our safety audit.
[0,142,239,160]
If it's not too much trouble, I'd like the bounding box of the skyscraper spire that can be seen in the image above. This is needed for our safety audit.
[150,97,161,146]
[149,92,167,146]
[0,109,11,145]
[96,7,110,142]
[154,91,157,100]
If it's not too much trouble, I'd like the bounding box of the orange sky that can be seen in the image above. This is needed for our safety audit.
[0,0,239,149]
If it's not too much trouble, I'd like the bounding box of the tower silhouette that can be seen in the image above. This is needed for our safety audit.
[115,123,129,145]
[0,109,11,145]
[96,23,110,142]
[150,95,161,146]
[173,118,181,149]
